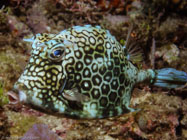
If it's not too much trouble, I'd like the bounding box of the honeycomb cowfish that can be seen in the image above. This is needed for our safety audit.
[13,25,187,119]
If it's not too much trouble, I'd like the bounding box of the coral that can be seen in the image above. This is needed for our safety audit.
[0,48,28,91]
[37,115,75,139]
[142,0,187,15]
[155,43,179,64]
[21,124,61,140]
[0,82,9,107]
[0,110,10,140]
[0,9,10,34]
[6,111,41,137]
[26,1,51,34]
[7,15,30,38]
[0,0,186,140]
[5,106,75,140]
[44,0,103,31]
[0,83,10,140]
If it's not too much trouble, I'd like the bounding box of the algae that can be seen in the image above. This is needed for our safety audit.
[6,111,41,138]
[0,82,9,107]
[0,0,186,140]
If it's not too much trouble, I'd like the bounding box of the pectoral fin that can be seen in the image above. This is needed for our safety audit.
[63,88,90,103]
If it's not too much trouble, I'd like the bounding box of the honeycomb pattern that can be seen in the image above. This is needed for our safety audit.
[17,25,139,119]
[60,26,139,118]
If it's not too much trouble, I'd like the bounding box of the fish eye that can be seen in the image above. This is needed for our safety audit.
[49,47,65,61]
[53,49,64,57]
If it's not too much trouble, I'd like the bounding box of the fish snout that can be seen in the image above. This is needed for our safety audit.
[12,83,28,103]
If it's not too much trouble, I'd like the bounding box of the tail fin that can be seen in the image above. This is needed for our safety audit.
[153,68,187,88]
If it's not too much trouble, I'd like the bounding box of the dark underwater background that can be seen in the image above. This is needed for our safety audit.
[0,0,187,140]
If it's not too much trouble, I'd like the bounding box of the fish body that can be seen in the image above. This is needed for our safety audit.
[13,25,187,119]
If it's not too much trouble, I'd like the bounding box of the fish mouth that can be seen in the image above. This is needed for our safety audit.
[7,90,19,104]
[10,83,28,104]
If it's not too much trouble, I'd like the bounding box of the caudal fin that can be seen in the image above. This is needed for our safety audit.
[153,68,187,88]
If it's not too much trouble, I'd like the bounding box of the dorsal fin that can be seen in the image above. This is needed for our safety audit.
[123,24,143,65]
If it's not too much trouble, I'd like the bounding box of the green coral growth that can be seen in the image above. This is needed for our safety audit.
[0,82,9,107]
[7,112,41,137]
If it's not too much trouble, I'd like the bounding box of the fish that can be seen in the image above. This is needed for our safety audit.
[13,25,187,119]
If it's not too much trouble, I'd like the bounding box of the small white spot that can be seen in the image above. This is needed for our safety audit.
[24,69,28,75]
[30,81,34,87]
[97,57,103,63]
[80,37,86,43]
[107,61,112,67]
[84,69,89,76]
[106,76,111,81]
[98,38,103,44]
[39,94,43,98]
[47,72,51,78]
[94,90,99,95]
[76,75,80,80]
[33,50,39,55]
[91,103,97,109]
[38,71,45,76]
[78,42,85,47]
[84,82,89,87]
[89,37,95,44]
[75,51,80,57]
[120,53,123,60]
[36,59,40,65]
[78,63,82,69]
[85,58,91,64]
[41,62,45,66]
[33,87,37,91]
[113,47,118,53]
[30,66,35,72]
[30,58,34,63]
[35,67,43,72]
[65,48,70,53]
[32,72,36,76]
[44,65,49,70]
[95,77,100,84]
[69,57,73,63]
[52,76,56,81]
[106,42,111,49]
[82,30,89,36]
[92,64,97,71]
[112,80,117,86]
[42,89,47,93]
[110,37,115,44]
[35,82,42,88]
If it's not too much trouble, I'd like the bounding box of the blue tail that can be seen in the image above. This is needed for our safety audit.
[153,68,187,88]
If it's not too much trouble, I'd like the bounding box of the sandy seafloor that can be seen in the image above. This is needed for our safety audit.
[0,0,187,140]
